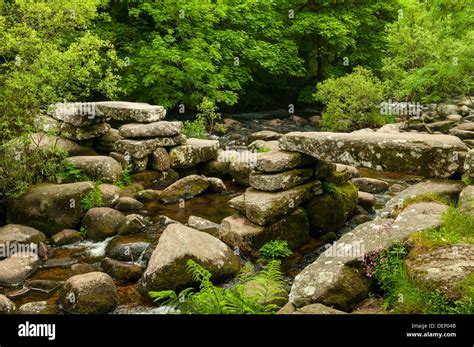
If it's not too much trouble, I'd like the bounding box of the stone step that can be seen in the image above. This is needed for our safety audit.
[118,121,183,138]
[249,168,313,191]
[169,138,219,169]
[280,131,468,178]
[115,135,186,158]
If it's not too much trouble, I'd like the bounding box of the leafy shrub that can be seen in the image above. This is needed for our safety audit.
[314,67,388,132]
[116,166,132,189]
[0,134,70,200]
[57,160,88,183]
[256,146,271,153]
[81,186,103,211]
[259,240,292,260]
[149,257,288,314]
[182,97,225,139]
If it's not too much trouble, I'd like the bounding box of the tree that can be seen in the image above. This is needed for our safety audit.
[382,0,474,103]
[0,0,123,140]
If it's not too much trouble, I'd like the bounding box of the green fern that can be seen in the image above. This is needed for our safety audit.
[149,256,288,314]
[259,240,293,260]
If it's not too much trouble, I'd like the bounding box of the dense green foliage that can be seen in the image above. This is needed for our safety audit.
[314,67,389,131]
[259,240,293,260]
[0,0,123,140]
[382,0,474,103]
[182,97,225,139]
[149,257,288,314]
[371,243,474,314]
[0,134,72,201]
[81,186,103,211]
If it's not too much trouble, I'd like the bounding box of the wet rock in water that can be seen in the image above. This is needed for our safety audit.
[109,151,148,173]
[320,232,338,243]
[18,301,59,314]
[197,158,230,178]
[280,131,468,178]
[134,189,161,203]
[223,118,242,130]
[169,138,219,169]
[97,184,121,207]
[187,216,220,237]
[0,224,46,247]
[105,236,150,262]
[0,294,16,313]
[450,123,474,140]
[382,180,465,217]
[93,128,123,153]
[388,183,404,194]
[219,208,309,257]
[7,182,95,236]
[101,257,143,282]
[350,214,372,225]
[28,132,97,156]
[59,271,118,314]
[304,182,358,234]
[351,177,389,194]
[0,256,39,287]
[459,185,474,216]
[71,263,96,276]
[138,223,240,293]
[335,163,360,178]
[118,214,151,235]
[81,208,125,241]
[159,175,209,203]
[42,257,78,269]
[115,197,144,211]
[357,191,376,211]
[250,130,282,142]
[229,161,252,186]
[206,177,227,193]
[249,168,313,192]
[244,181,322,226]
[150,147,171,171]
[290,115,308,125]
[66,156,122,183]
[51,229,82,246]
[25,279,62,294]
[131,169,179,189]
[59,122,110,141]
[115,136,186,159]
[119,121,183,138]
[289,202,447,310]
[406,244,474,300]
[228,194,245,213]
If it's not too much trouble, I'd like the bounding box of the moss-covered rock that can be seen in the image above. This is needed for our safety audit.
[169,138,219,169]
[81,207,125,241]
[249,168,313,191]
[131,169,179,189]
[7,182,95,236]
[280,131,468,178]
[159,175,209,203]
[219,208,310,257]
[59,272,118,314]
[304,182,358,234]
[244,180,322,226]
[138,223,240,294]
